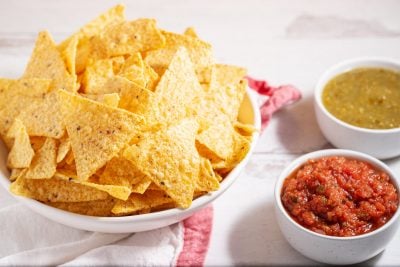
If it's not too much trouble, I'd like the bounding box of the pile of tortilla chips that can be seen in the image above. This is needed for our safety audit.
[0,4,255,216]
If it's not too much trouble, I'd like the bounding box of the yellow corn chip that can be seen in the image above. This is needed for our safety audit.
[82,58,115,93]
[17,90,65,138]
[59,4,126,74]
[23,31,76,92]
[10,176,109,202]
[196,158,220,192]
[212,130,251,173]
[77,181,130,201]
[131,178,152,194]
[196,118,234,160]
[209,65,247,121]
[56,135,71,163]
[100,19,165,57]
[99,157,147,187]
[111,190,174,216]
[144,30,213,79]
[234,121,257,136]
[184,27,198,38]
[58,89,144,180]
[153,47,203,126]
[58,4,125,51]
[81,93,120,107]
[48,198,115,216]
[124,119,200,208]
[25,137,57,179]
[0,78,52,136]
[7,121,34,169]
[59,35,78,77]
[9,168,26,182]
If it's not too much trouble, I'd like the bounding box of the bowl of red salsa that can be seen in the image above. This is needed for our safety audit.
[274,149,400,265]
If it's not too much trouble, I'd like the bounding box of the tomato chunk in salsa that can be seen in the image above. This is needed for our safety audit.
[281,156,398,237]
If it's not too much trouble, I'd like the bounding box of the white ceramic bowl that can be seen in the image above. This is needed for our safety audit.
[0,90,261,233]
[314,57,400,160]
[274,149,400,265]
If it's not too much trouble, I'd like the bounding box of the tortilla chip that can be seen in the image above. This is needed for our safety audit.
[196,118,234,160]
[144,30,213,78]
[10,176,109,202]
[234,121,257,136]
[47,198,115,216]
[0,78,52,136]
[209,65,247,121]
[153,47,203,126]
[25,137,57,179]
[58,89,144,180]
[184,27,198,38]
[82,58,115,93]
[7,121,34,168]
[58,4,126,74]
[212,130,251,173]
[100,19,165,57]
[111,190,174,216]
[59,35,78,78]
[9,168,26,182]
[99,157,147,187]
[58,4,125,51]
[196,158,220,192]
[23,31,76,92]
[81,93,120,107]
[17,90,65,138]
[131,178,152,194]
[56,135,71,163]
[123,119,200,208]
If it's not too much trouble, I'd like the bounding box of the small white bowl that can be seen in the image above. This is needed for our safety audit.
[314,57,400,160]
[274,149,400,265]
[0,90,261,233]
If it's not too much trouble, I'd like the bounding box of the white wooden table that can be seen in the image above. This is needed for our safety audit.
[0,0,399,265]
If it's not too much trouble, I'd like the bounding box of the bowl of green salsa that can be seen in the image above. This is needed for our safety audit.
[314,58,400,159]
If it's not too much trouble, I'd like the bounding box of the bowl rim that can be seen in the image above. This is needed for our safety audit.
[0,88,261,225]
[274,148,400,241]
[314,57,400,134]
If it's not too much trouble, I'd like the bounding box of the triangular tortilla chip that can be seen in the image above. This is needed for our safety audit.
[25,137,57,179]
[123,119,200,208]
[58,4,125,51]
[196,157,220,192]
[58,89,145,180]
[17,89,65,138]
[10,176,109,202]
[47,198,115,216]
[111,190,174,216]
[0,78,52,136]
[59,35,78,77]
[144,30,213,79]
[81,93,120,108]
[6,120,34,168]
[23,31,76,92]
[58,4,126,74]
[99,157,147,187]
[153,47,203,126]
[183,27,198,38]
[56,135,71,163]
[100,19,165,57]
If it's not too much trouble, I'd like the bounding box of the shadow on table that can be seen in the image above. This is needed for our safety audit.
[227,201,318,266]
[274,94,330,153]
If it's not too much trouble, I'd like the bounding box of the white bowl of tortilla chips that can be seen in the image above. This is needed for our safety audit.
[0,5,260,233]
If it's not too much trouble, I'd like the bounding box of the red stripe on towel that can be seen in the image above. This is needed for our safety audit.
[176,205,214,267]
[246,76,302,131]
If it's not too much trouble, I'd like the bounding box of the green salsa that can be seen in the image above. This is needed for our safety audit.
[322,67,400,129]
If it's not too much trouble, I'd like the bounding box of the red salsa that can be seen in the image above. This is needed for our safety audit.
[281,156,398,237]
